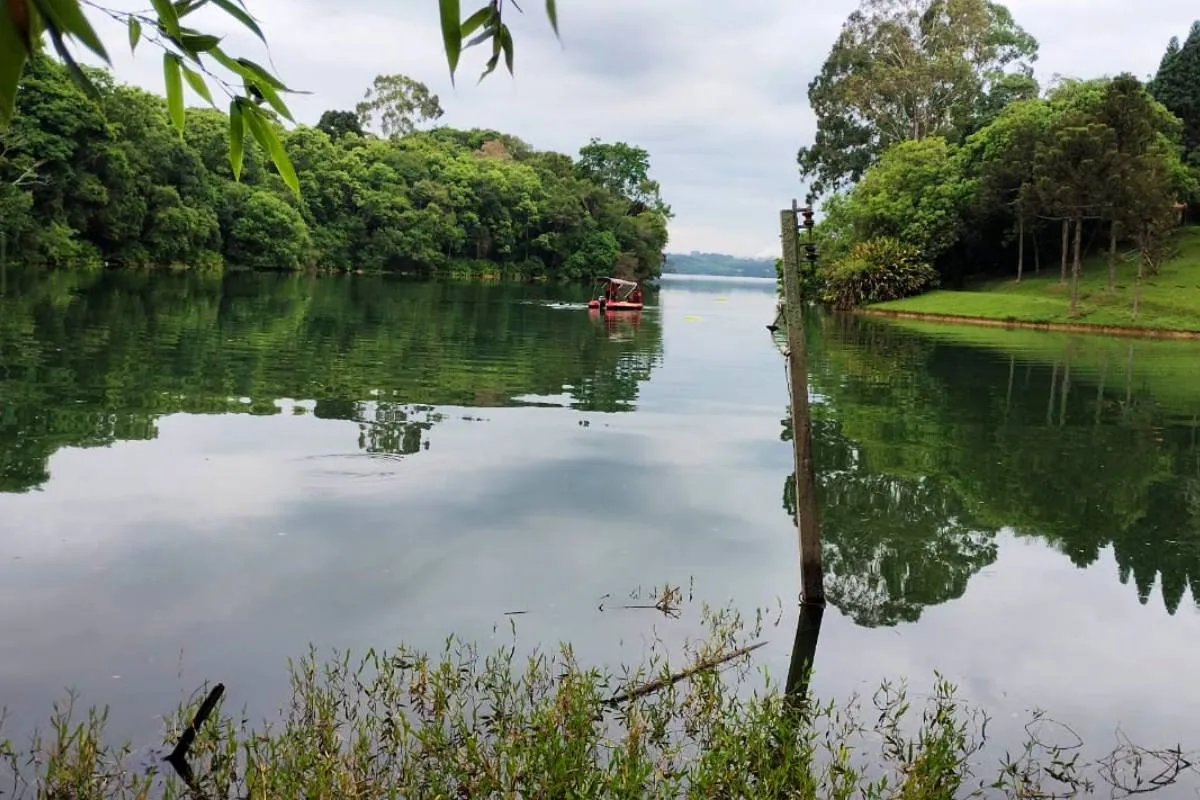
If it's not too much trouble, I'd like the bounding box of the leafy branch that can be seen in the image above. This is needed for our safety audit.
[1,0,564,198]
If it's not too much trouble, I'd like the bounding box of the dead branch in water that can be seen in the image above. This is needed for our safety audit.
[606,642,767,706]
[165,682,224,788]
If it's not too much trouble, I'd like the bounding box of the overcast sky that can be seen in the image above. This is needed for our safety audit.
[82,0,1198,257]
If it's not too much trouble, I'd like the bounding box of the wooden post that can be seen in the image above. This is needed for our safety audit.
[780,202,825,607]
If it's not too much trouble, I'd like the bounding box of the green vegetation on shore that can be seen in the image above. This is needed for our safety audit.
[0,59,670,280]
[869,227,1200,333]
[1,599,1191,799]
[789,3,1200,327]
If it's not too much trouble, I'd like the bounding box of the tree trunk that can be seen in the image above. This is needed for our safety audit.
[1060,218,1069,284]
[1016,215,1025,282]
[1107,222,1118,291]
[1069,213,1083,316]
[1133,224,1146,320]
[1033,230,1041,274]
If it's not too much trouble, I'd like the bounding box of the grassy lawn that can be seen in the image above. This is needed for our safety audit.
[871,226,1200,333]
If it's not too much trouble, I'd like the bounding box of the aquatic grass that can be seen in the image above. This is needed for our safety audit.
[0,601,1194,798]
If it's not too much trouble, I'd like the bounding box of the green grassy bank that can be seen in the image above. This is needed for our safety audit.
[0,599,1192,798]
[867,227,1200,335]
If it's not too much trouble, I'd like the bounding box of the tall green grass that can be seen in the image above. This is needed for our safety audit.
[0,599,1193,798]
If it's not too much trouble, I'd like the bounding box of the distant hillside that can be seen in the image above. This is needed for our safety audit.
[663,252,776,278]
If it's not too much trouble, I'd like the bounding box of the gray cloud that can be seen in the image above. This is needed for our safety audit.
[81,0,1199,257]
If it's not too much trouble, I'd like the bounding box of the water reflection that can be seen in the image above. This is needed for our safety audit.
[784,313,1200,625]
[0,270,664,492]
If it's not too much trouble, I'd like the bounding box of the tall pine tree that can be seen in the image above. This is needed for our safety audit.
[1149,21,1200,165]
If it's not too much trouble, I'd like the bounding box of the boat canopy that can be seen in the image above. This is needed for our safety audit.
[594,276,640,301]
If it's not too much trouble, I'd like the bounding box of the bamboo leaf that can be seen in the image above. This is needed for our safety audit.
[0,1,35,127]
[234,57,288,90]
[229,98,245,180]
[243,104,298,196]
[163,52,184,134]
[46,24,98,98]
[150,0,180,37]
[181,62,214,105]
[128,16,141,52]
[545,0,558,37]
[208,0,265,43]
[499,23,513,74]
[439,0,461,81]
[461,5,490,38]
[39,0,109,62]
[179,31,220,53]
[478,51,499,84]
[246,77,293,122]
[465,27,491,50]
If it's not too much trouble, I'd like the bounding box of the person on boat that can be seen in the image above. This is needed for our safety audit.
[631,286,643,305]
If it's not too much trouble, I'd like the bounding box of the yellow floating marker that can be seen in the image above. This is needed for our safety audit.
[713,296,729,303]
[684,314,704,322]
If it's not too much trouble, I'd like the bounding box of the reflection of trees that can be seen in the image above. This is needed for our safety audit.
[795,312,1200,622]
[784,416,998,628]
[0,271,663,491]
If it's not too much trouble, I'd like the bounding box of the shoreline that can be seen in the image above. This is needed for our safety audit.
[859,307,1200,340]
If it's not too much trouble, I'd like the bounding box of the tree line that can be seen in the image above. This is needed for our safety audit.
[796,0,1200,316]
[0,58,671,279]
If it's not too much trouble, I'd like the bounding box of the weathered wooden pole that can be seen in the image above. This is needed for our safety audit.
[780,200,825,607]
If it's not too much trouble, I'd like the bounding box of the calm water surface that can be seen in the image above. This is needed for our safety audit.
[2,270,1199,780]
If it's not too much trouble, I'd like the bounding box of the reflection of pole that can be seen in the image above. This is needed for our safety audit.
[780,200,825,606]
[1046,362,1058,427]
[1125,343,1134,408]
[784,602,824,710]
[1004,355,1014,419]
[1058,343,1072,427]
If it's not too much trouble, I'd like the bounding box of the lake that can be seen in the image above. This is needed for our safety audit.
[2,269,1199,788]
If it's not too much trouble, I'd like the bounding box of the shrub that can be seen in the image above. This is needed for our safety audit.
[820,236,939,310]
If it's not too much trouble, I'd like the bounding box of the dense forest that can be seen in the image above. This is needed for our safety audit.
[0,59,671,280]
[796,3,1200,313]
[663,252,775,278]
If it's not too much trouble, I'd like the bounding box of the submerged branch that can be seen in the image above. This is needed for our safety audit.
[605,641,767,705]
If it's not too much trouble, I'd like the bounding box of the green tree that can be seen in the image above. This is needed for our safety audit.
[1097,74,1185,291]
[961,98,1053,281]
[1033,110,1118,315]
[355,74,444,139]
[316,110,364,141]
[797,0,1038,200]
[839,137,974,264]
[223,188,310,270]
[575,138,672,218]
[1148,21,1200,167]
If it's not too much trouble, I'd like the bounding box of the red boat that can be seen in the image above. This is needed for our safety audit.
[587,277,644,311]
